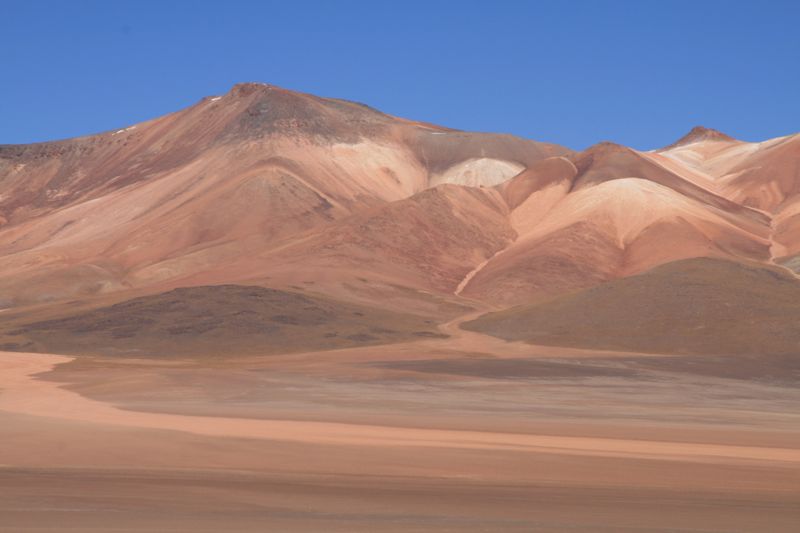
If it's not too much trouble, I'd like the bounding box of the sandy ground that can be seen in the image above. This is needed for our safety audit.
[1,321,799,532]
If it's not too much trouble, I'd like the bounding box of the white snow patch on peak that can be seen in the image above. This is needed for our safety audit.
[112,126,137,135]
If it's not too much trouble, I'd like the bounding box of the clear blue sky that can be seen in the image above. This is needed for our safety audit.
[2,0,798,150]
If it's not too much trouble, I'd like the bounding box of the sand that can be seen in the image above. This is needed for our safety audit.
[4,352,798,462]
[1,312,799,531]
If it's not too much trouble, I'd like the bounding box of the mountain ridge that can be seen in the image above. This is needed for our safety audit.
[0,82,798,357]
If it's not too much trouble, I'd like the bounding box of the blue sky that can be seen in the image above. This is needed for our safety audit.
[2,0,798,149]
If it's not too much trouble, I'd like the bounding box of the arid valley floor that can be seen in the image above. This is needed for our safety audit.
[1,311,799,532]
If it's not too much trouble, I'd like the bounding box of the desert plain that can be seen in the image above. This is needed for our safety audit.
[1,311,799,531]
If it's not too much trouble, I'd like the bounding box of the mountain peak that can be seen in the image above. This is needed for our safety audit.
[228,81,285,98]
[666,126,737,149]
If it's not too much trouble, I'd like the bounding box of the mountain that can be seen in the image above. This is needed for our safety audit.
[0,83,566,312]
[463,257,800,356]
[0,83,798,357]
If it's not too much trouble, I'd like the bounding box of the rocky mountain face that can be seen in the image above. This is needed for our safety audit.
[0,82,798,356]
